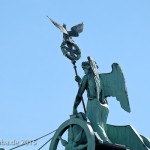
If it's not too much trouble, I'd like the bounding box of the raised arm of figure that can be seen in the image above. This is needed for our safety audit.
[73,75,88,114]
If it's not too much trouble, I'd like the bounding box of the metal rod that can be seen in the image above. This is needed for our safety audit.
[9,130,57,150]
[38,137,53,150]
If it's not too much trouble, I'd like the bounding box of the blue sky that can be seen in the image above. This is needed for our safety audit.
[0,0,150,149]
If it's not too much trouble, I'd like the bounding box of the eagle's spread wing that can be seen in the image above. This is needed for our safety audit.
[68,23,84,37]
[100,63,131,112]
[48,17,68,35]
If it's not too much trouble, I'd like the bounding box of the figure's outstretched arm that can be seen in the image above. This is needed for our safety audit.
[73,75,88,114]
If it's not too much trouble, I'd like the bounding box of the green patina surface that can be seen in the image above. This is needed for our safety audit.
[50,20,150,150]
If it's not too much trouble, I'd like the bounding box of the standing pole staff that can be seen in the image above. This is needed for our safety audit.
[47,17,86,113]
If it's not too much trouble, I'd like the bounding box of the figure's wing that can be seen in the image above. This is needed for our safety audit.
[68,23,84,37]
[47,17,68,35]
[100,63,131,112]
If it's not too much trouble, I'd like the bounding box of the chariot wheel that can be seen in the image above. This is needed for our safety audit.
[49,117,95,150]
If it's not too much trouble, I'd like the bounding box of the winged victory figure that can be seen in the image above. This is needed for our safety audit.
[73,56,130,143]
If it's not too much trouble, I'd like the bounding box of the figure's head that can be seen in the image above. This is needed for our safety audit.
[82,57,99,75]
[82,61,90,74]
[63,23,66,29]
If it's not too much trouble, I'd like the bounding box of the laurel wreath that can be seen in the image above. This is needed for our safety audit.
[61,41,81,62]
